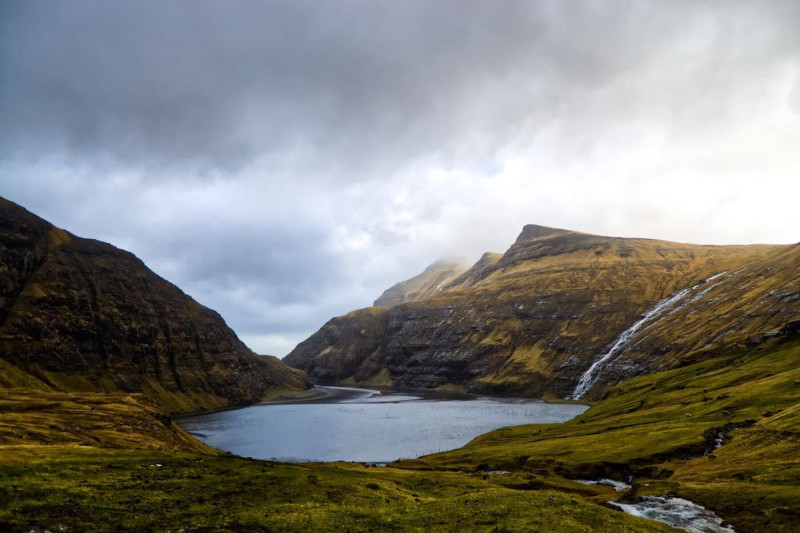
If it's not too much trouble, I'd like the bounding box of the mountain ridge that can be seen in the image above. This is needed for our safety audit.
[285,223,794,399]
[374,258,469,308]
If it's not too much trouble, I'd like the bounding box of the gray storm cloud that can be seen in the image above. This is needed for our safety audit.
[1,1,799,355]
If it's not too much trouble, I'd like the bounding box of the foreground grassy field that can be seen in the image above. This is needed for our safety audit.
[0,389,213,453]
[2,340,799,531]
[403,339,800,531]
[0,446,672,532]
[0,378,667,531]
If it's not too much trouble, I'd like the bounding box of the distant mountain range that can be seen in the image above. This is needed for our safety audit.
[0,198,309,414]
[285,224,798,399]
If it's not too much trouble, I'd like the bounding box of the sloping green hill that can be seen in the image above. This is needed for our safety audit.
[401,338,800,531]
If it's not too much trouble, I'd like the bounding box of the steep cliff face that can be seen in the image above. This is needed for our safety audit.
[586,243,800,396]
[283,307,389,386]
[0,198,309,413]
[286,224,791,398]
[374,259,468,308]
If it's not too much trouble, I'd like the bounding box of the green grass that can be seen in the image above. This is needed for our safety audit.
[0,447,672,532]
[646,402,800,531]
[3,340,799,531]
[400,339,800,531]
[0,389,212,453]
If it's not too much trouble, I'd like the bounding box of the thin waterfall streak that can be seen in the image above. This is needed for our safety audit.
[628,271,736,351]
[568,272,727,400]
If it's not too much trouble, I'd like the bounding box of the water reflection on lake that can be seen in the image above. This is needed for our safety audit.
[178,387,588,463]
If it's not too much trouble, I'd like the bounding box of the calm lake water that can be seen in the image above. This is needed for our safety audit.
[177,387,588,462]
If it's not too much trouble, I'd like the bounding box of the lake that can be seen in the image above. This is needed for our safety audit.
[177,386,588,463]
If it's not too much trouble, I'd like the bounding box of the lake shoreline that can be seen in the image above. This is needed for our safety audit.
[176,386,589,463]
[260,385,591,406]
[259,385,377,405]
[173,384,586,424]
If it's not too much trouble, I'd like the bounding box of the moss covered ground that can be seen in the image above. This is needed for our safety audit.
[0,389,212,453]
[0,381,667,531]
[0,446,673,532]
[402,339,800,531]
[2,340,799,531]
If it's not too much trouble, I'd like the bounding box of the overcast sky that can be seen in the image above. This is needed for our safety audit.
[1,1,799,356]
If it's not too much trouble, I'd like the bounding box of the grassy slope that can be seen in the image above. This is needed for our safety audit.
[2,339,797,531]
[0,364,668,531]
[0,446,673,533]
[0,389,213,453]
[649,406,800,532]
[402,339,800,531]
[591,244,800,395]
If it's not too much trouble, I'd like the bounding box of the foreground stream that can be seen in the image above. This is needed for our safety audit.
[577,480,735,532]
[611,497,735,533]
[177,386,588,462]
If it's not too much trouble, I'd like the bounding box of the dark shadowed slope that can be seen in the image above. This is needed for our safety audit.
[284,307,390,386]
[0,198,309,414]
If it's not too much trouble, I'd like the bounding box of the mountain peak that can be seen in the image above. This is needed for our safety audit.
[516,224,576,242]
[374,259,468,308]
[425,258,467,270]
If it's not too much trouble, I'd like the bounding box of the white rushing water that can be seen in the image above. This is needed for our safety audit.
[569,272,727,400]
[569,287,695,399]
[610,496,735,533]
[576,478,632,491]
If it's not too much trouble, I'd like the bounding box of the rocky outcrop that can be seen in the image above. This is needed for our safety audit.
[0,198,309,414]
[374,259,468,308]
[286,224,791,399]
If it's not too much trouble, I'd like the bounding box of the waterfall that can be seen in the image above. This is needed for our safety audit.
[568,272,727,400]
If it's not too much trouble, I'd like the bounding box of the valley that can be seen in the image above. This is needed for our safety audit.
[1,197,798,532]
[3,338,798,531]
[5,3,800,531]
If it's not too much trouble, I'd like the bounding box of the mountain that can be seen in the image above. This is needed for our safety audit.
[285,224,794,399]
[0,198,309,414]
[439,252,502,291]
[3,202,798,532]
[578,242,800,395]
[374,259,469,308]
[284,307,390,386]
